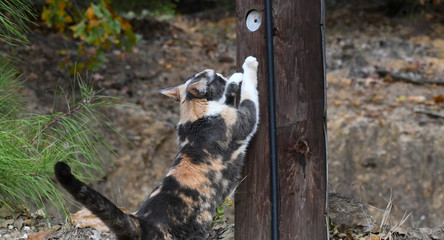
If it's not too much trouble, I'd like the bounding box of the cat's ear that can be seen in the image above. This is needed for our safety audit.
[159,87,180,101]
[188,82,206,98]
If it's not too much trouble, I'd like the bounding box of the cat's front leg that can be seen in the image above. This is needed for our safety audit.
[240,56,259,109]
[224,73,243,106]
[232,56,259,141]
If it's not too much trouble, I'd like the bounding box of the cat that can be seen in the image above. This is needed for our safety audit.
[54,56,259,240]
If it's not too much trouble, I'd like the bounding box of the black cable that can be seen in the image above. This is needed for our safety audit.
[264,0,279,239]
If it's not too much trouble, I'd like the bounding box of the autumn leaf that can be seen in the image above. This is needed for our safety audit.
[396,96,406,102]
[86,6,95,20]
[433,95,444,103]
[408,96,426,103]
[58,1,66,9]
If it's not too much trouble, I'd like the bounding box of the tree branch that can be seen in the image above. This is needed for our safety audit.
[377,69,444,86]
[29,92,95,145]
[414,108,444,119]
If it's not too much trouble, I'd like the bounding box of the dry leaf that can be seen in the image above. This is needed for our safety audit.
[327,75,352,85]
[408,96,426,103]
[432,39,444,53]
[92,73,104,80]
[396,96,406,102]
[28,229,54,240]
[383,74,394,83]
[433,95,444,103]
[365,234,380,240]
[70,208,110,233]
[409,36,431,45]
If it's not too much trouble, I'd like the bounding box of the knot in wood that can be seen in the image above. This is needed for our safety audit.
[295,140,309,154]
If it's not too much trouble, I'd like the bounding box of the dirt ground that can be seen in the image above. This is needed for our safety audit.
[1,4,444,240]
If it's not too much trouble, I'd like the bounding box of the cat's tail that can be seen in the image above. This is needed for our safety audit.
[54,162,141,240]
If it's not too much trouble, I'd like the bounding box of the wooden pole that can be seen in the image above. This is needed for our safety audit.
[235,0,327,239]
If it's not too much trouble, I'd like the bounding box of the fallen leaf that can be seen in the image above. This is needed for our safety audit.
[92,73,104,80]
[408,95,426,103]
[396,96,406,102]
[70,208,110,233]
[352,99,361,106]
[27,229,54,240]
[0,218,13,228]
[326,75,352,85]
[433,95,444,103]
[409,36,431,45]
[383,74,394,83]
[432,39,444,53]
[28,72,39,80]
[365,234,380,240]
[13,217,23,230]
[0,205,14,218]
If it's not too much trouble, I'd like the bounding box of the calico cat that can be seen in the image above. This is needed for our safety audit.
[54,56,259,240]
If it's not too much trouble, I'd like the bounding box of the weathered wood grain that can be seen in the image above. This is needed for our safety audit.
[235,0,327,239]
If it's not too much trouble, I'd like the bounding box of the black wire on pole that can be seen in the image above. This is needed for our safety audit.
[264,0,279,239]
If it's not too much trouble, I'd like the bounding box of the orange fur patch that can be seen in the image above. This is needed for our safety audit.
[179,99,208,124]
[167,156,212,196]
[220,107,237,126]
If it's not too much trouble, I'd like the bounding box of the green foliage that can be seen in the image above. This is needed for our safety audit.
[211,197,233,228]
[41,0,141,73]
[0,0,115,216]
[0,73,114,214]
[41,0,73,32]
[0,66,23,115]
[110,0,178,16]
[209,196,234,239]
[0,0,35,46]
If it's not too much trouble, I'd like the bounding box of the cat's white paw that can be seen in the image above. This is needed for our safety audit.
[228,73,243,84]
[243,56,258,71]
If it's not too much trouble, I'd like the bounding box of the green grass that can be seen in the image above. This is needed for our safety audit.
[0,0,35,46]
[0,74,115,215]
[0,0,116,216]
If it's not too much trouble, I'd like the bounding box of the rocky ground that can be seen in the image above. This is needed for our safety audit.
[1,4,444,240]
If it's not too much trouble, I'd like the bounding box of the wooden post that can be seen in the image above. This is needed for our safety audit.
[235,0,327,239]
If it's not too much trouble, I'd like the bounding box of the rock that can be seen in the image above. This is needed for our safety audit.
[329,192,375,233]
[0,219,14,228]
[329,116,444,227]
[430,227,444,240]
[0,206,14,218]
[13,217,23,230]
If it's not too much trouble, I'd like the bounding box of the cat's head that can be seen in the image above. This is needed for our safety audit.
[160,69,228,103]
